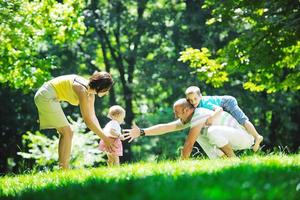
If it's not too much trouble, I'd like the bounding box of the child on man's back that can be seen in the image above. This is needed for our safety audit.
[185,86,263,152]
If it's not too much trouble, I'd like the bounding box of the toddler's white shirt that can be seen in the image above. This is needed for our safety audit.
[103,120,122,138]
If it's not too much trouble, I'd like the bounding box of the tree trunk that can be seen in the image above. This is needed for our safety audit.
[100,39,117,106]
[269,110,280,150]
[290,94,300,151]
[88,0,148,162]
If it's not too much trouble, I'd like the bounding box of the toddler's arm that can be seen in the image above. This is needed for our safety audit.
[110,128,121,137]
[110,128,126,140]
[205,106,223,126]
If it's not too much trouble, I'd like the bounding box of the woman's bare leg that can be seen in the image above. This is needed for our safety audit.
[56,126,73,169]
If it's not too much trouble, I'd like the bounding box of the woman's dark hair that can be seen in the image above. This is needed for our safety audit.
[88,71,114,93]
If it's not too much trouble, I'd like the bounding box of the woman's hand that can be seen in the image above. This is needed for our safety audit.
[119,134,125,141]
[102,137,116,153]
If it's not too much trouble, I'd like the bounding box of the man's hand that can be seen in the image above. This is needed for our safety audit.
[123,122,141,142]
[180,149,189,160]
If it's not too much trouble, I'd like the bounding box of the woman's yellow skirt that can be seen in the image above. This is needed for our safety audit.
[34,82,69,129]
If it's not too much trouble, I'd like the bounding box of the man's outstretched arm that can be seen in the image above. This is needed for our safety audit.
[144,120,186,135]
[124,120,186,142]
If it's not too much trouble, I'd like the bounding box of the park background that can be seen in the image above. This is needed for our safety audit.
[0,0,299,174]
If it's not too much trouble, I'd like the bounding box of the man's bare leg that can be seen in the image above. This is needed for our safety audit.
[220,143,236,158]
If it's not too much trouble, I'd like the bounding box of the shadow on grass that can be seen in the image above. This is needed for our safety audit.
[2,164,300,200]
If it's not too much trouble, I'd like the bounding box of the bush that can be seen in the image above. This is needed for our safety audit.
[18,116,105,170]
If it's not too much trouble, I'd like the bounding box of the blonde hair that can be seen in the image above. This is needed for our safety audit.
[185,86,201,96]
[107,105,125,119]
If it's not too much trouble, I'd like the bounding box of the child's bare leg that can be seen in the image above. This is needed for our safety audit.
[244,121,263,152]
[224,96,263,152]
[107,153,114,166]
[114,156,120,166]
[107,153,119,166]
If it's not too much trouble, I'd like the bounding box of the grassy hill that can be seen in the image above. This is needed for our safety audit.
[1,155,300,200]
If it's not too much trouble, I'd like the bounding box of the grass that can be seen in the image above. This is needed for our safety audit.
[1,155,300,200]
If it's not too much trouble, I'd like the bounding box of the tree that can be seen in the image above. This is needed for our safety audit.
[0,0,86,92]
[0,0,86,173]
[203,0,300,93]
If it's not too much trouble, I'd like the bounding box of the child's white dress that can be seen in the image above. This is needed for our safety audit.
[99,120,123,156]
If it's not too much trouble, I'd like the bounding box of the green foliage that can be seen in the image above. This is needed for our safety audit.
[179,47,229,88]
[0,0,86,92]
[17,117,105,170]
[18,131,58,168]
[1,155,300,199]
[132,0,205,109]
[203,0,300,93]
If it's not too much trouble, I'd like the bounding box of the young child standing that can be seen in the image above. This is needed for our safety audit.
[99,105,125,166]
[185,86,263,152]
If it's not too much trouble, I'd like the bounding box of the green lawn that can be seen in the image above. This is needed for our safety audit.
[1,155,300,200]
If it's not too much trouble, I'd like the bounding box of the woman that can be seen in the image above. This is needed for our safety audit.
[34,71,115,169]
